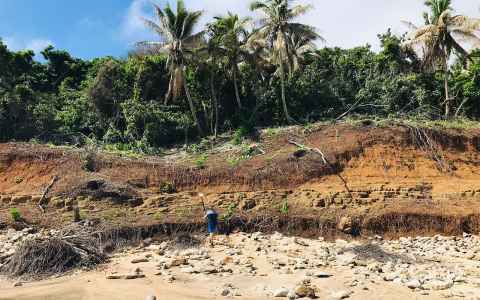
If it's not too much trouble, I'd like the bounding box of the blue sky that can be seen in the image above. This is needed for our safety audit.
[1,0,478,60]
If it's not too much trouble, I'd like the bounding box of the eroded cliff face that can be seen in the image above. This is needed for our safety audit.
[1,124,480,236]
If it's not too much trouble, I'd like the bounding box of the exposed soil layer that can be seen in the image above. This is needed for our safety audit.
[1,124,480,237]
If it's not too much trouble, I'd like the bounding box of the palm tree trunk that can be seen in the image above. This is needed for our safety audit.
[279,52,294,124]
[164,72,174,105]
[232,67,242,109]
[210,73,219,138]
[182,68,204,136]
[443,51,451,118]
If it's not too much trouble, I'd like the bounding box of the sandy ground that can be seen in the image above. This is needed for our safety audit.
[2,232,479,300]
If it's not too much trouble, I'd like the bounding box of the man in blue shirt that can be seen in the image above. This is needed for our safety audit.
[204,208,218,246]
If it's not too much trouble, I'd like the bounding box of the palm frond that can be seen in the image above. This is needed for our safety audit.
[141,18,169,38]
[181,10,203,39]
[289,4,313,18]
[249,1,268,12]
[446,33,470,59]
[401,20,419,31]
[449,15,480,32]
[451,29,480,45]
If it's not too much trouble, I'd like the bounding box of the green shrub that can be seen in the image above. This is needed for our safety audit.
[160,182,176,193]
[227,157,242,168]
[195,154,208,168]
[221,203,237,224]
[279,197,289,215]
[10,208,21,222]
[232,124,255,145]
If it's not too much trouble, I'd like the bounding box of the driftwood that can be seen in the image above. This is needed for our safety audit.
[38,175,59,213]
[288,140,353,199]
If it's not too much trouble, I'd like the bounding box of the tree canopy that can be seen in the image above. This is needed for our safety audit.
[1,0,480,151]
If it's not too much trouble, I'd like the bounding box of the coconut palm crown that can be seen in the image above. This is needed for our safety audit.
[250,0,321,123]
[137,0,204,134]
[403,0,480,117]
[208,13,252,109]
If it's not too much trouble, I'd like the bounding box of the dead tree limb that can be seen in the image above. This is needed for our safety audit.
[38,175,59,213]
[288,140,353,199]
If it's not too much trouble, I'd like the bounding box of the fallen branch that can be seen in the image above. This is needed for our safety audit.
[38,175,59,213]
[288,140,353,199]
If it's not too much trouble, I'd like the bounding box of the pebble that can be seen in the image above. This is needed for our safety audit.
[131,258,149,264]
[329,290,352,300]
[405,279,421,289]
[273,288,290,297]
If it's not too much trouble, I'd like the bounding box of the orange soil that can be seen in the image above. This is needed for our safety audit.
[1,124,480,233]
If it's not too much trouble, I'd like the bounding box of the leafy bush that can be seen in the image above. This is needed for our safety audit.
[10,208,21,222]
[160,181,176,193]
[279,197,289,215]
[195,153,208,168]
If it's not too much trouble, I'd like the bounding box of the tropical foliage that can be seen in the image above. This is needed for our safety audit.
[403,0,480,116]
[1,0,480,151]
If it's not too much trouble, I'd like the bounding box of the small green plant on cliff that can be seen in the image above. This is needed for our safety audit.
[160,182,176,193]
[279,197,289,215]
[227,156,242,168]
[264,128,278,138]
[14,176,24,184]
[10,208,21,222]
[195,153,208,169]
[221,203,237,224]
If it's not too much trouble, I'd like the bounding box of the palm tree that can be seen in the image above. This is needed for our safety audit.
[137,0,205,135]
[204,22,225,138]
[250,0,320,123]
[209,13,252,110]
[403,0,480,117]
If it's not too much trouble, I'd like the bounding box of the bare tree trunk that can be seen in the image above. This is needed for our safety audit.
[443,52,451,118]
[277,31,295,124]
[210,74,219,138]
[183,68,204,136]
[164,72,174,105]
[232,67,242,109]
[279,55,294,124]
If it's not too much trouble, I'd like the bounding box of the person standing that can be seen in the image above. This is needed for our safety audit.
[204,208,218,246]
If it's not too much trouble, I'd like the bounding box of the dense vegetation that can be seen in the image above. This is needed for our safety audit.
[1,0,480,151]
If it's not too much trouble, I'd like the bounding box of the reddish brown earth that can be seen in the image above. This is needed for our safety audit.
[1,123,480,236]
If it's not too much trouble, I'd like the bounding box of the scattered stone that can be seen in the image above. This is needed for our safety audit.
[287,289,297,300]
[337,216,353,234]
[125,274,146,280]
[294,238,309,247]
[295,284,316,298]
[106,275,125,280]
[131,258,149,264]
[314,271,332,278]
[330,290,352,300]
[422,279,454,291]
[405,279,421,289]
[274,288,290,297]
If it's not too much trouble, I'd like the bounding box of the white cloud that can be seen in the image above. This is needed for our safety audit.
[26,39,54,54]
[3,37,20,50]
[3,36,53,54]
[122,0,480,51]
[121,0,156,44]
